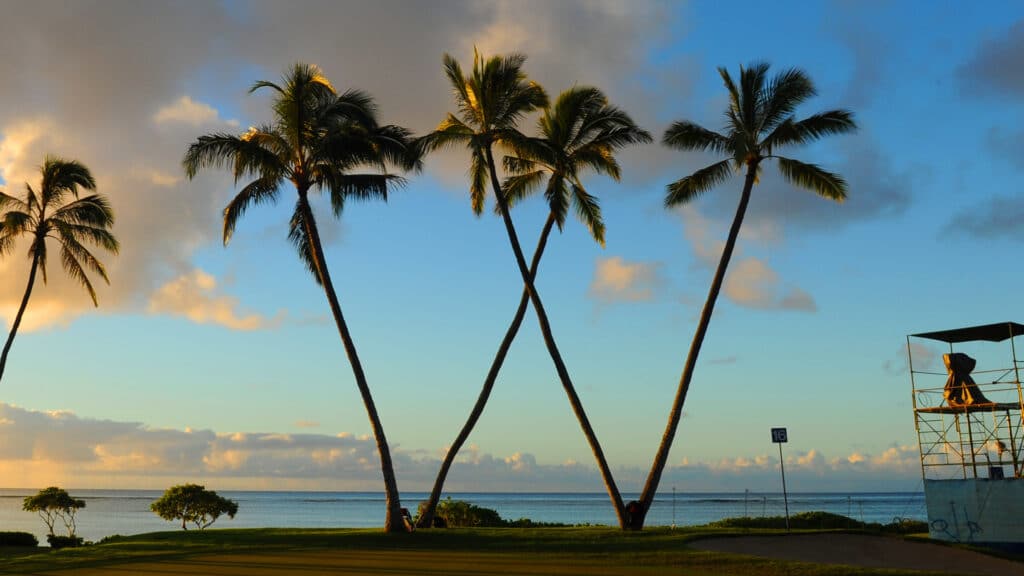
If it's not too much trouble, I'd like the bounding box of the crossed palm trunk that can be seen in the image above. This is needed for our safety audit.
[633,167,757,529]
[482,145,627,528]
[417,212,555,528]
[295,193,405,532]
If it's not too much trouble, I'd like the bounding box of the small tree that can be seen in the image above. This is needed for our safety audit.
[150,484,238,530]
[23,487,85,538]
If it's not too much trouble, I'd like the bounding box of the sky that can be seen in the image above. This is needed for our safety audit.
[0,0,1022,496]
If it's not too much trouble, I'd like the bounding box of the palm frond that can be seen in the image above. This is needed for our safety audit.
[584,122,653,152]
[40,157,96,207]
[0,210,32,255]
[415,114,475,155]
[570,181,605,247]
[758,67,815,134]
[49,220,119,254]
[288,201,321,286]
[544,174,570,230]
[58,232,110,283]
[442,53,476,127]
[501,170,547,209]
[223,177,281,245]
[571,145,621,180]
[762,110,856,152]
[775,156,847,201]
[0,190,29,212]
[51,195,115,228]
[327,88,378,126]
[738,62,770,130]
[59,246,98,306]
[662,121,732,155]
[183,133,285,181]
[322,173,403,216]
[469,147,489,215]
[664,159,734,207]
[502,155,540,175]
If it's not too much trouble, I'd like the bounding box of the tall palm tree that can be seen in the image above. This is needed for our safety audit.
[0,157,118,383]
[183,63,418,532]
[634,62,856,529]
[417,52,632,528]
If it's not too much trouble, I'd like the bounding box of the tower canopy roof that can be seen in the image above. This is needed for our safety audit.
[911,322,1024,343]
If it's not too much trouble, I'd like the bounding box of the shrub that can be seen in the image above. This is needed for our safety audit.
[46,535,83,549]
[416,498,569,528]
[0,531,38,547]
[151,484,238,530]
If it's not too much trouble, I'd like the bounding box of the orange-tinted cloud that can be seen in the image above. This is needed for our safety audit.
[147,269,283,331]
[589,256,664,303]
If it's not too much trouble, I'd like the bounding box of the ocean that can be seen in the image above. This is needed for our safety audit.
[1,489,925,544]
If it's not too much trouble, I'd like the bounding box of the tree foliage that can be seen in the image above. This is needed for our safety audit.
[22,487,85,537]
[150,484,238,530]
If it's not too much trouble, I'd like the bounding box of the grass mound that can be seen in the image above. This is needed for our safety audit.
[707,511,927,534]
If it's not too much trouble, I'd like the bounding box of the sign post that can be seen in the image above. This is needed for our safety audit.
[771,427,790,531]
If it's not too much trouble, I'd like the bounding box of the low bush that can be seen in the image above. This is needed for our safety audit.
[0,531,38,547]
[47,535,84,549]
[416,498,570,528]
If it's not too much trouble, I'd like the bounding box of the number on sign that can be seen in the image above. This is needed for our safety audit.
[771,427,788,443]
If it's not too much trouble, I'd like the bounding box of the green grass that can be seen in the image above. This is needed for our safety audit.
[0,527,962,576]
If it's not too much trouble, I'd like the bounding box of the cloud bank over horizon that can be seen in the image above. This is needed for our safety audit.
[0,403,920,492]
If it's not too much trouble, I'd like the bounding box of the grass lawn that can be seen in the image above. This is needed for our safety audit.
[0,527,952,576]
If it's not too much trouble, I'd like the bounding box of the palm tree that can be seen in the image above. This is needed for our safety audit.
[633,62,856,529]
[183,63,418,532]
[417,52,633,528]
[0,157,118,383]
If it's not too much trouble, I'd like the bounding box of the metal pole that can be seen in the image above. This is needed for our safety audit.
[672,486,676,529]
[778,442,790,531]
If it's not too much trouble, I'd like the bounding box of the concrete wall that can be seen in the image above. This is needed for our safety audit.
[925,478,1024,544]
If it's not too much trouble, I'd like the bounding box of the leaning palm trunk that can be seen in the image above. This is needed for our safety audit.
[483,146,627,528]
[0,251,40,383]
[417,213,556,528]
[635,165,757,529]
[297,194,405,532]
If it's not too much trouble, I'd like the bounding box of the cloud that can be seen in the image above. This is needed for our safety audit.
[957,19,1024,98]
[0,0,676,332]
[147,269,283,331]
[589,256,665,303]
[294,420,320,429]
[941,194,1024,242]
[679,207,817,312]
[0,403,921,492]
[153,96,239,128]
[883,341,940,375]
[723,259,817,312]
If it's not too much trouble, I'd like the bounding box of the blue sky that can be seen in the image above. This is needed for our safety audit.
[0,0,1022,494]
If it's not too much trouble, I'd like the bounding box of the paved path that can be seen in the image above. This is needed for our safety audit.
[689,533,1024,575]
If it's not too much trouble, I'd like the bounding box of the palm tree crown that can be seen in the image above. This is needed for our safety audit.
[504,86,652,246]
[0,157,118,305]
[0,156,118,383]
[184,63,418,278]
[417,50,548,214]
[663,62,854,206]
